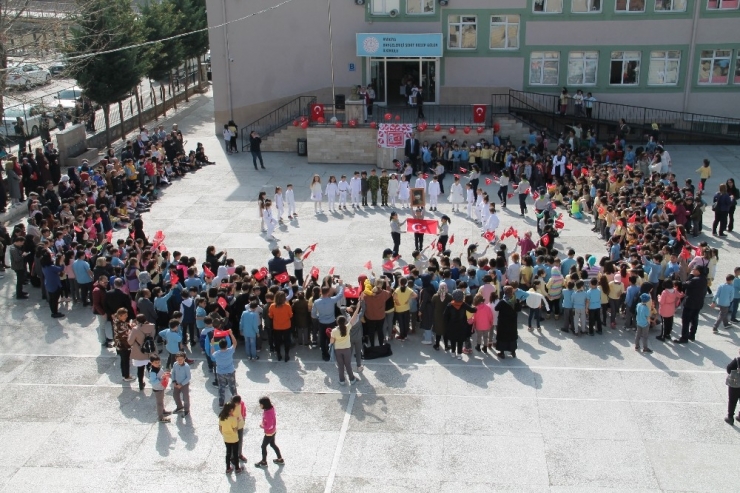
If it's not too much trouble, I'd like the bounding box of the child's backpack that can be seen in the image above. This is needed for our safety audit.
[199,328,213,355]
[140,332,157,355]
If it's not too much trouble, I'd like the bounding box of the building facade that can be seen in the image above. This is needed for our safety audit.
[206,0,740,130]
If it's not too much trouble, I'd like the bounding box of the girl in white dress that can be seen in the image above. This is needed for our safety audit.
[427,175,441,211]
[274,186,285,224]
[309,174,323,214]
[398,175,410,208]
[325,175,339,212]
[479,192,491,226]
[388,174,400,208]
[448,176,464,212]
[466,183,475,219]
[263,199,278,240]
[258,191,267,231]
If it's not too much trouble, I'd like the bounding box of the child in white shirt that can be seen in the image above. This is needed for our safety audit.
[285,184,296,219]
[427,176,441,211]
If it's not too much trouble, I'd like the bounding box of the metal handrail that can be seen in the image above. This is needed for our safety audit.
[506,89,740,144]
[240,96,316,151]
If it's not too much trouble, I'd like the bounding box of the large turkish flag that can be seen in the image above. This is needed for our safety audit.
[472,104,487,124]
[310,103,325,122]
[406,218,438,235]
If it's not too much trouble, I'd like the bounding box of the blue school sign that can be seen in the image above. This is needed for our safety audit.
[356,33,443,57]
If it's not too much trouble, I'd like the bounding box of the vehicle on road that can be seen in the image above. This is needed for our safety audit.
[0,103,52,139]
[48,61,68,77]
[5,64,52,89]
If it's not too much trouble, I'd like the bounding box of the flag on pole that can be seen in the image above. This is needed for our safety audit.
[364,260,372,270]
[449,234,455,245]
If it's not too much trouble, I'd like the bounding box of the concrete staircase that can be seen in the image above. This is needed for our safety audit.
[259,125,308,153]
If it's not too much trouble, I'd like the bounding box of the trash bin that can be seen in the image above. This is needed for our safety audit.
[335,94,345,110]
[297,138,307,156]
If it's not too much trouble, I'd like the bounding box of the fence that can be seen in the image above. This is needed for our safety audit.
[1,59,204,153]
[240,96,316,151]
[506,89,740,144]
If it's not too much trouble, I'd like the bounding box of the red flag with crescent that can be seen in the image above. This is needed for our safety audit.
[483,231,496,242]
[382,260,395,271]
[402,265,410,275]
[541,235,550,246]
[344,286,360,299]
[364,260,373,270]
[170,273,179,285]
[472,104,487,124]
[217,297,228,309]
[203,267,215,278]
[253,267,268,281]
[310,266,319,279]
[406,219,438,235]
[309,103,324,122]
[302,243,317,260]
[554,219,565,230]
[459,167,468,174]
[485,178,492,185]
[275,272,290,284]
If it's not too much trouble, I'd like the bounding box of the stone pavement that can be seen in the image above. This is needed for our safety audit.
[1,95,740,492]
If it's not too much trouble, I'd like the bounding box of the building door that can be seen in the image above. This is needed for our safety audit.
[368,58,438,106]
[370,59,385,104]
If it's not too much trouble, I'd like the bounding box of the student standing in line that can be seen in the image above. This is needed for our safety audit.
[330,315,357,385]
[148,354,172,423]
[232,395,248,463]
[255,396,284,468]
[171,352,191,417]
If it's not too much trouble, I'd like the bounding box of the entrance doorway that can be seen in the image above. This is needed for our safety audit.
[368,58,438,106]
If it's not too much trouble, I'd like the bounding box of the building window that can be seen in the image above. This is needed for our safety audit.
[698,49,731,84]
[648,50,680,85]
[572,0,602,12]
[489,15,519,50]
[448,15,477,49]
[707,0,739,9]
[371,0,400,15]
[530,51,560,85]
[406,0,434,14]
[616,0,646,11]
[567,51,598,85]
[654,0,687,11]
[610,51,641,85]
[533,0,563,13]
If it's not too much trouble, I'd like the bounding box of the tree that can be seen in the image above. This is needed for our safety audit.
[173,0,208,91]
[67,0,148,147]
[140,0,184,82]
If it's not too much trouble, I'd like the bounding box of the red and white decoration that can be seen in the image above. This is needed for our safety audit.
[377,123,414,148]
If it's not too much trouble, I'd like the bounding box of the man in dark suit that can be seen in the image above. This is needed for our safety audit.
[104,278,135,320]
[405,133,421,172]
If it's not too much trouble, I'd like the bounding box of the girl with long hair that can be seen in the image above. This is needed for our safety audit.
[330,316,356,385]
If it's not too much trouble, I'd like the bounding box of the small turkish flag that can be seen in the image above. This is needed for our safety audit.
[275,272,290,284]
[129,230,135,239]
[463,238,469,246]
[154,230,165,241]
[310,266,319,279]
[328,267,335,276]
[472,104,487,124]
[105,230,112,243]
[483,231,496,242]
[627,213,637,224]
[512,184,519,190]
[485,178,492,185]
[459,167,468,174]
[507,193,514,199]
[532,191,540,201]
[437,242,444,252]
[454,174,460,179]
[566,163,573,170]
[217,297,228,309]
[554,219,564,230]
[402,265,410,275]
[430,238,437,250]
[302,243,318,260]
[422,173,429,179]
[556,213,563,221]
[676,228,682,242]
[344,286,360,299]
[541,235,550,246]
[253,267,268,281]
[383,260,395,271]
[364,260,373,270]
[170,273,179,285]
[204,267,215,278]
[449,234,455,245]
[680,247,692,260]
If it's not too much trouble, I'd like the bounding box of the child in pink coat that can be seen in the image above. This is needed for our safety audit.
[255,396,284,468]
[657,279,683,341]
[471,294,494,353]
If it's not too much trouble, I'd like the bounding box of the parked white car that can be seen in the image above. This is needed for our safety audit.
[0,104,51,138]
[5,63,51,88]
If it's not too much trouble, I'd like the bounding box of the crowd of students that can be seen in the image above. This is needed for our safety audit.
[4,120,740,467]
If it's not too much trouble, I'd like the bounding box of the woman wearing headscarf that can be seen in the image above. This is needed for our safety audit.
[495,286,521,359]
[417,274,436,345]
[443,289,476,360]
[725,178,740,232]
[432,283,452,351]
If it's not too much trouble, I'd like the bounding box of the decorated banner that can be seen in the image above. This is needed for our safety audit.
[472,104,487,124]
[309,103,324,122]
[377,123,414,148]
[406,218,439,235]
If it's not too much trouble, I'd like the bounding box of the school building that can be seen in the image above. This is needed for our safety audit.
[206,0,740,134]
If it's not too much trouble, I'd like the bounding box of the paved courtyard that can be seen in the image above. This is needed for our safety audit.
[1,94,740,492]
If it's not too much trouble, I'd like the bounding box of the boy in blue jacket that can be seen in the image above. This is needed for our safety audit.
[160,320,182,369]
[240,301,261,361]
[635,293,652,353]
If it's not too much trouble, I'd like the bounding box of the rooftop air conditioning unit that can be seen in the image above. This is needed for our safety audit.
[355,0,365,5]
[389,8,399,16]
[439,0,449,5]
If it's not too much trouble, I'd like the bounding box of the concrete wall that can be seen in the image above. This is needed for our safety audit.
[307,127,377,165]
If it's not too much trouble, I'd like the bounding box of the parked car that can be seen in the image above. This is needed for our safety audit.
[0,103,52,138]
[48,60,68,77]
[5,64,51,88]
